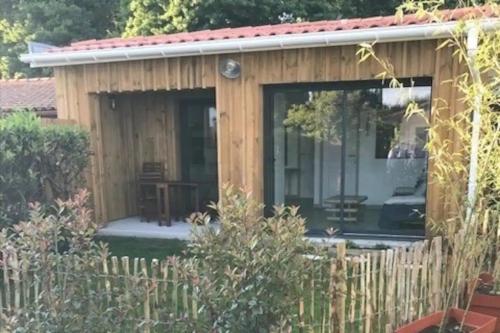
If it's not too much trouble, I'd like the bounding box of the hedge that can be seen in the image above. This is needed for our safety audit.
[0,112,90,226]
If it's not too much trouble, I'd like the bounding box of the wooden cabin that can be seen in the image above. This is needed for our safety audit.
[20,7,495,238]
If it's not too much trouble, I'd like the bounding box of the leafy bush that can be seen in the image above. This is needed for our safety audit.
[186,186,326,332]
[0,191,149,332]
[0,112,90,226]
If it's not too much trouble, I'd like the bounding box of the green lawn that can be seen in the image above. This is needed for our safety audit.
[95,236,188,262]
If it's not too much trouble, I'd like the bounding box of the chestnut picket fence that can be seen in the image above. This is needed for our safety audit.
[0,234,498,332]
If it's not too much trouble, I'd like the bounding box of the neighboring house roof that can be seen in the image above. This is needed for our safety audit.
[0,78,57,118]
[21,5,498,67]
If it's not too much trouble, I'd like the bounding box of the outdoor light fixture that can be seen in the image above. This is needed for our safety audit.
[219,58,241,79]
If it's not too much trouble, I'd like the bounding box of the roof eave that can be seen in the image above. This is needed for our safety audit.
[20,19,500,68]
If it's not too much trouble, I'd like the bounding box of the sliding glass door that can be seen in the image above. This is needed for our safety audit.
[264,80,431,237]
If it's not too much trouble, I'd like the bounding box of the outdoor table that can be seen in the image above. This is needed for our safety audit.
[156,181,200,226]
[324,195,368,223]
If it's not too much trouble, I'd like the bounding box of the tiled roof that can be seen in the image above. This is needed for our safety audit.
[50,6,494,53]
[0,78,56,117]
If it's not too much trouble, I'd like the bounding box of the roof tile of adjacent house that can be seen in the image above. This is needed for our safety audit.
[50,6,494,53]
[0,77,56,117]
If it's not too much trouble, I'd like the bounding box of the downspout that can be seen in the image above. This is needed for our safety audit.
[466,26,481,222]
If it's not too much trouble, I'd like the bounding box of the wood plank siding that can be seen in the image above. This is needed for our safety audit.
[54,40,464,228]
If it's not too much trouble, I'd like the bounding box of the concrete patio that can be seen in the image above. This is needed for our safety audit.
[97,216,199,240]
[97,216,415,248]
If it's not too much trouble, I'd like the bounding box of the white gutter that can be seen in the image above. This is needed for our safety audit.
[20,19,499,68]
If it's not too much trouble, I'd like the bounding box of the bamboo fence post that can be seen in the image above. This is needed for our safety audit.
[111,256,120,311]
[364,253,371,333]
[378,250,386,332]
[299,280,305,333]
[2,250,11,312]
[140,258,151,333]
[102,255,111,303]
[182,281,189,318]
[359,254,366,333]
[133,258,139,277]
[21,253,30,308]
[320,257,327,333]
[409,243,422,322]
[397,248,406,327]
[432,237,443,311]
[172,259,179,318]
[419,241,429,317]
[160,259,168,304]
[328,257,336,333]
[11,252,20,310]
[370,252,378,329]
[151,259,159,321]
[385,249,395,332]
[192,268,198,321]
[336,242,347,333]
[404,246,412,323]
[121,256,130,304]
[310,264,315,327]
[348,258,358,333]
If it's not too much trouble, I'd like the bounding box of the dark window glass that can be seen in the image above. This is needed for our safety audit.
[264,81,431,237]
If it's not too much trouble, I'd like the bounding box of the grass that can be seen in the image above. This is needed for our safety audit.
[95,236,188,262]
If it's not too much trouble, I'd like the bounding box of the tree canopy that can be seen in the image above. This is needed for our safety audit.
[0,0,121,78]
[123,0,404,37]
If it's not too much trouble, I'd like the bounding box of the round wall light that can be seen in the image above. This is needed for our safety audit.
[219,58,241,79]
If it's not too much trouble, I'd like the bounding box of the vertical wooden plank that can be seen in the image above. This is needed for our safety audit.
[420,240,430,317]
[404,246,413,323]
[340,45,358,81]
[3,251,11,312]
[410,243,423,322]
[326,47,342,81]
[121,256,131,304]
[385,248,396,331]
[102,255,111,303]
[371,252,378,329]
[364,253,371,333]
[172,259,179,317]
[151,259,159,321]
[160,259,169,304]
[359,255,366,333]
[11,252,20,310]
[378,250,386,332]
[396,248,405,326]
[349,258,359,332]
[432,237,443,311]
[141,258,151,333]
[328,258,336,332]
[336,242,347,333]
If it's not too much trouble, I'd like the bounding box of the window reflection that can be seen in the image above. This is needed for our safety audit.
[267,82,431,236]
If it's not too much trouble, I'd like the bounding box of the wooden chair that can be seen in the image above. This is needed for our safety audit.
[138,162,164,221]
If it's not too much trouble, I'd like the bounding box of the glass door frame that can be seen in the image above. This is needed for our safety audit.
[179,97,218,209]
[263,78,432,238]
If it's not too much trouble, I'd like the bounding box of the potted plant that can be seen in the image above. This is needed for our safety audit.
[395,308,497,333]
[470,273,500,333]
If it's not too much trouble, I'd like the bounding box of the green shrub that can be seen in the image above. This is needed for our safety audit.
[0,190,148,332]
[0,112,90,226]
[186,186,327,332]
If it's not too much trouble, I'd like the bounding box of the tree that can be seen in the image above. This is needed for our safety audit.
[123,0,409,37]
[123,0,171,37]
[0,0,120,78]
